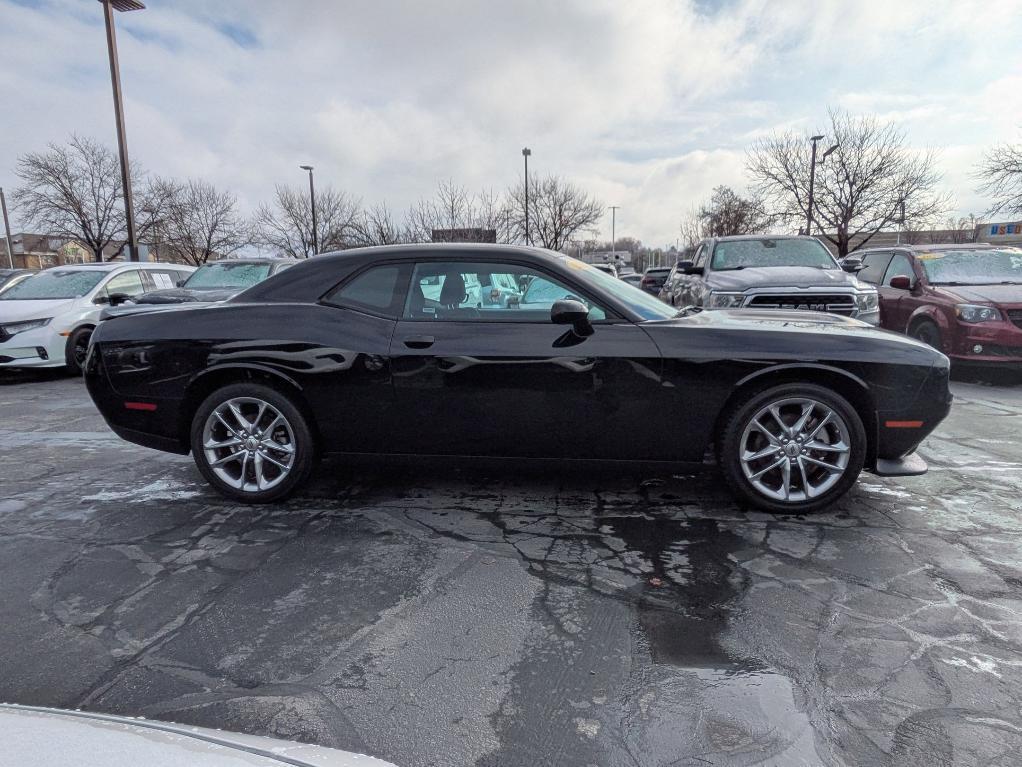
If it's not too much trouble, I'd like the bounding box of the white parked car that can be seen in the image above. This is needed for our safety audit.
[0,261,194,373]
[2,703,397,767]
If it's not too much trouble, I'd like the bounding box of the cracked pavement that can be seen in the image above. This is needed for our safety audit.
[2,368,1022,766]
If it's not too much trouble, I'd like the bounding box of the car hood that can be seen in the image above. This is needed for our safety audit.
[707,266,864,291]
[0,298,78,322]
[1,704,397,767]
[644,307,944,367]
[135,287,241,304]
[932,283,1022,305]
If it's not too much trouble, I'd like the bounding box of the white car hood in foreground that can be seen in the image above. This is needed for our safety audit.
[1,704,397,767]
[0,298,78,323]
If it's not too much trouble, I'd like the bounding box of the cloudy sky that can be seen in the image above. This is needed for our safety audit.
[2,0,1020,246]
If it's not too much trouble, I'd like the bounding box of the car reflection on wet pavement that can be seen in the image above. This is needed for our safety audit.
[2,369,1022,766]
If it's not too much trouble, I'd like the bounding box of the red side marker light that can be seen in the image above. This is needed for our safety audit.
[124,401,157,412]
[885,420,923,428]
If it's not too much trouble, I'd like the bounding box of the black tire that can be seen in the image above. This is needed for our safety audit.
[910,320,942,351]
[64,326,93,375]
[718,383,867,514]
[190,382,316,503]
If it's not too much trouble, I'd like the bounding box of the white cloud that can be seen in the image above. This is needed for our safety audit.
[1,0,1020,246]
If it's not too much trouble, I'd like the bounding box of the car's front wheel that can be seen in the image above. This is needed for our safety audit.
[719,384,866,513]
[64,326,93,375]
[190,383,316,503]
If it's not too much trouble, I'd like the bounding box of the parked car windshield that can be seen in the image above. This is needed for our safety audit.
[184,262,273,289]
[561,258,676,320]
[918,248,1022,285]
[711,238,838,270]
[0,269,105,300]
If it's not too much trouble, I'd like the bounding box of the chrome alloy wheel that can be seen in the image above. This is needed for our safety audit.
[201,397,296,493]
[739,397,852,503]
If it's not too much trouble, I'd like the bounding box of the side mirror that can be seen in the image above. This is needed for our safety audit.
[108,292,132,306]
[551,299,593,337]
[176,279,186,287]
[93,294,110,305]
[841,261,863,273]
[676,260,694,271]
[888,276,912,291]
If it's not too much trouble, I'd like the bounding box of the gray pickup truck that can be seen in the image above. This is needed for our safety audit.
[658,235,879,325]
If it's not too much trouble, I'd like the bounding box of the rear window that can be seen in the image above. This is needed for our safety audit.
[325,265,407,317]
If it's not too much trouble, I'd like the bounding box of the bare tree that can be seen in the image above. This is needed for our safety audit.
[976,143,1022,217]
[747,109,949,257]
[349,202,406,247]
[157,179,248,265]
[508,174,603,251]
[405,180,510,242]
[697,186,770,237]
[12,135,167,261]
[253,184,360,257]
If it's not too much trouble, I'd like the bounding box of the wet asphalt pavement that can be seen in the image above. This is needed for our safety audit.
[2,369,1022,766]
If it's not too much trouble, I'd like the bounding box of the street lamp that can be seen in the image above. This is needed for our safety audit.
[299,165,318,255]
[522,147,531,245]
[608,205,620,262]
[99,0,145,262]
[806,135,839,236]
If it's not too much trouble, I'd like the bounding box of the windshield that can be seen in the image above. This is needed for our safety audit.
[711,238,838,270]
[0,269,104,300]
[561,257,676,320]
[184,262,273,289]
[918,248,1022,285]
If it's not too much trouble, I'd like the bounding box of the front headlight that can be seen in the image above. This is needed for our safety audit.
[0,317,52,337]
[855,290,879,312]
[955,304,1001,323]
[706,292,746,309]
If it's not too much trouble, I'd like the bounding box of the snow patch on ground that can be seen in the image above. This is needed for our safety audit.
[82,480,203,503]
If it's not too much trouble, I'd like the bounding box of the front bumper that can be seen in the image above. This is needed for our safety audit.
[948,320,1022,364]
[0,327,65,368]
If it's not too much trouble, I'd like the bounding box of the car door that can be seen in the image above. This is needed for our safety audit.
[682,242,710,308]
[878,252,917,331]
[310,262,410,454]
[389,258,666,460]
[855,252,894,328]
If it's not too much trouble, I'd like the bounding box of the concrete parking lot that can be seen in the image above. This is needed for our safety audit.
[2,368,1022,766]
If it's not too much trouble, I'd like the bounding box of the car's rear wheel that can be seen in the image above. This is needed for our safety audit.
[719,383,866,513]
[190,383,315,503]
[64,326,93,375]
[910,319,942,351]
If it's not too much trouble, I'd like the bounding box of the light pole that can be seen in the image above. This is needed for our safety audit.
[608,206,620,262]
[1,188,14,269]
[522,147,531,245]
[300,165,318,255]
[99,0,145,262]
[806,135,838,236]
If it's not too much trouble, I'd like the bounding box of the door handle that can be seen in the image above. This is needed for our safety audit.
[403,335,435,349]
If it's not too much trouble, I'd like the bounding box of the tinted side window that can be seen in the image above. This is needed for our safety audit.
[882,254,915,286]
[403,261,607,322]
[856,253,892,285]
[104,270,146,298]
[325,265,407,317]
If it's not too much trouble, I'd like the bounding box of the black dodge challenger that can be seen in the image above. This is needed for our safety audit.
[84,244,952,513]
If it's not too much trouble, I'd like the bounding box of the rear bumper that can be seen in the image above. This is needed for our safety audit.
[869,452,928,477]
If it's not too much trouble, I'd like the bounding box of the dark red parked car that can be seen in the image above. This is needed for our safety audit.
[854,244,1022,364]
